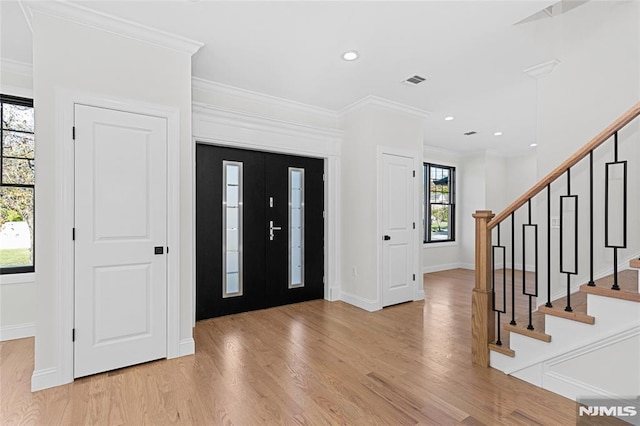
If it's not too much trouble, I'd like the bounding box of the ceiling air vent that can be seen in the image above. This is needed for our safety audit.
[464,131,477,136]
[403,75,427,85]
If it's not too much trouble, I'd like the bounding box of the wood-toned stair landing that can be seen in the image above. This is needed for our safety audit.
[490,266,639,357]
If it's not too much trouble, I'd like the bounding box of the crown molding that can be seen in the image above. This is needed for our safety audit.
[422,144,463,158]
[0,58,33,77]
[193,102,343,141]
[339,95,431,120]
[523,59,560,79]
[24,1,203,56]
[192,77,339,121]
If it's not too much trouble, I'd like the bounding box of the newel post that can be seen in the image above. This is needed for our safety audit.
[471,210,495,367]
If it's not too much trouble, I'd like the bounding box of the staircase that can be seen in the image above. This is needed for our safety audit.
[490,260,639,401]
[471,102,640,405]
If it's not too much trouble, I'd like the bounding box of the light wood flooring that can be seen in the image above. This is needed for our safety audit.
[1,269,583,425]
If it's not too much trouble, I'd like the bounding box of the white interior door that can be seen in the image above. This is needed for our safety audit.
[382,153,415,307]
[74,104,167,378]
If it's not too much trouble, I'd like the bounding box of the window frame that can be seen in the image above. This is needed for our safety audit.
[424,162,456,244]
[1,94,35,274]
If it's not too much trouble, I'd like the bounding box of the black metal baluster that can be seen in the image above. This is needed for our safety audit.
[588,151,595,286]
[523,199,538,330]
[560,168,578,312]
[492,224,507,345]
[510,212,516,325]
[546,184,553,307]
[605,131,627,291]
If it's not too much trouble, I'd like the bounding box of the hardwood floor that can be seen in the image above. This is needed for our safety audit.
[1,269,581,425]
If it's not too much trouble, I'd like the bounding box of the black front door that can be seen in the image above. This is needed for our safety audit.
[196,144,324,319]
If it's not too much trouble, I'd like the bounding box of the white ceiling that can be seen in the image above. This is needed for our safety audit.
[1,0,560,155]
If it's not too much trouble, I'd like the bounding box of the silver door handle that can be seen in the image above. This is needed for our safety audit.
[269,220,282,241]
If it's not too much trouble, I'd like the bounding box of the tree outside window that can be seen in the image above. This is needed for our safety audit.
[1,95,35,274]
[424,163,455,243]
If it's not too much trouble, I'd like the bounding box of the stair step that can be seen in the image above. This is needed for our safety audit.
[489,343,515,357]
[630,259,640,269]
[504,323,552,342]
[538,306,595,324]
[580,283,640,303]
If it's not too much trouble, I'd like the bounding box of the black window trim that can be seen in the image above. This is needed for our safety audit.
[1,94,35,275]
[424,162,456,244]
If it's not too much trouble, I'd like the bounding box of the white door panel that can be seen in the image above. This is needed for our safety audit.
[382,154,415,307]
[74,105,167,378]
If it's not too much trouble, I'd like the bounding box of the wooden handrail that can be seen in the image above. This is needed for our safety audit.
[488,101,640,230]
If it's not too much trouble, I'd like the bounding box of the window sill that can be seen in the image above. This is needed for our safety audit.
[0,272,35,285]
[423,241,457,249]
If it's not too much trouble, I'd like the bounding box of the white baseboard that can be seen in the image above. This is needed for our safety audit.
[0,322,35,341]
[414,289,425,301]
[543,371,619,402]
[178,338,195,357]
[340,291,380,312]
[31,367,66,392]
[327,286,341,301]
[422,262,464,273]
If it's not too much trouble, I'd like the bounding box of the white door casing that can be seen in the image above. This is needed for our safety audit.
[381,153,415,307]
[74,105,168,378]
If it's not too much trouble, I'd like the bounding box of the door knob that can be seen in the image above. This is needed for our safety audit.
[383,235,391,241]
[269,220,282,241]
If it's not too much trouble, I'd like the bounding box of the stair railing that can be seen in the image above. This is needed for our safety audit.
[472,102,640,366]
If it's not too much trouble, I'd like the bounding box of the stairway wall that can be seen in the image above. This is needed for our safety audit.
[519,0,640,305]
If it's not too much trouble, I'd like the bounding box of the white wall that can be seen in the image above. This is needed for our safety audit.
[521,0,640,303]
[340,103,424,309]
[31,10,196,389]
[0,65,36,341]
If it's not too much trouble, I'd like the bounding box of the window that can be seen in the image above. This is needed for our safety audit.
[1,95,35,274]
[424,162,455,243]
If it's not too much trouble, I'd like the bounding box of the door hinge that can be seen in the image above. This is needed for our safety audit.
[72,228,75,240]
[413,222,416,229]
[72,126,76,140]
[323,211,325,219]
[166,247,169,254]
[323,174,325,182]
[413,274,416,281]
[72,328,75,342]
[413,170,416,178]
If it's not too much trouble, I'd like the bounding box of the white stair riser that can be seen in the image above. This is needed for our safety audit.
[586,295,640,328]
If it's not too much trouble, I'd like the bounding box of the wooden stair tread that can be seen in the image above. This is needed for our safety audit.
[580,269,639,302]
[489,343,515,357]
[538,305,595,324]
[630,259,640,269]
[504,311,551,343]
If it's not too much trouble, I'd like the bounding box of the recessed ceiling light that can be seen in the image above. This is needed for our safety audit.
[494,132,503,136]
[530,143,538,147]
[342,50,359,61]
[445,116,454,121]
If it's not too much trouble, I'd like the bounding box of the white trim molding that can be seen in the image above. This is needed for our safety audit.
[192,102,342,314]
[192,78,338,121]
[0,58,33,77]
[339,95,431,120]
[0,323,35,341]
[24,2,203,55]
[340,291,380,313]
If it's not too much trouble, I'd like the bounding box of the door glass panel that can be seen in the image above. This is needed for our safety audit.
[289,168,304,288]
[223,161,243,297]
